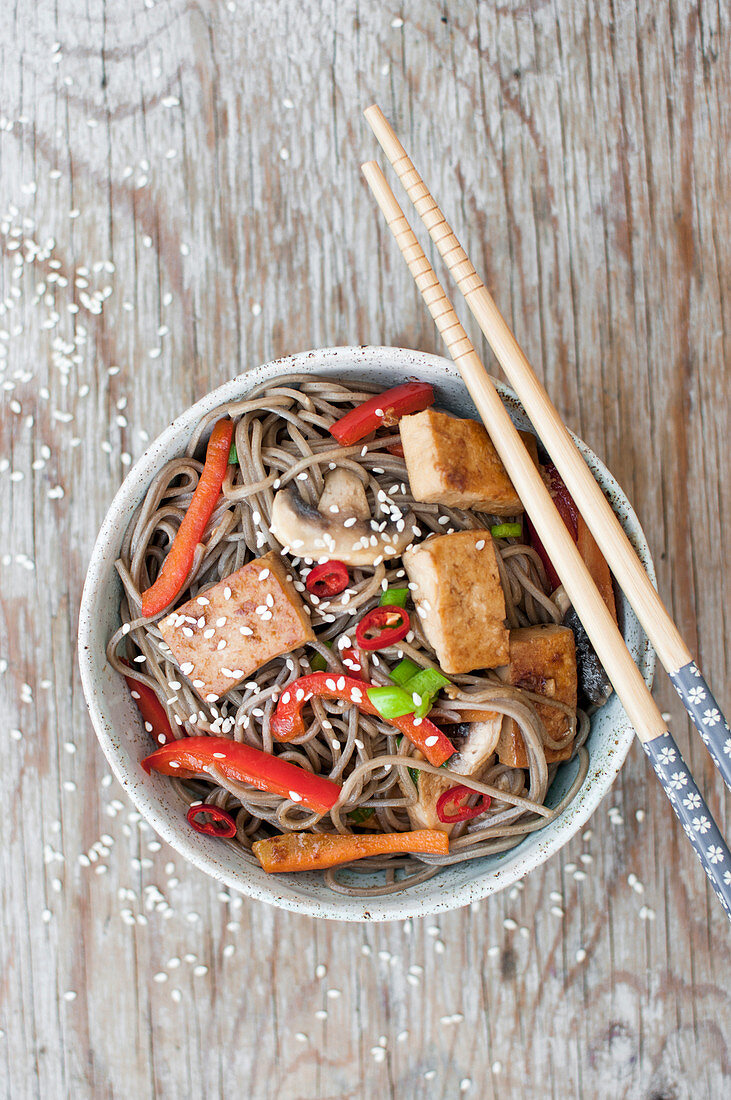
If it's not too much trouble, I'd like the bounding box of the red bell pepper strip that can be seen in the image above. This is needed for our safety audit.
[270,672,455,767]
[122,662,175,745]
[355,606,410,651]
[141,736,341,816]
[527,463,616,619]
[329,382,434,446]
[340,646,364,678]
[252,828,449,873]
[525,462,580,591]
[141,418,234,618]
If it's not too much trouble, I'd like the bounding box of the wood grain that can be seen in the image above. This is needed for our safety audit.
[0,2,728,1098]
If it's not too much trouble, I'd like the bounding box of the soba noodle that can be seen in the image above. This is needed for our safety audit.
[107,375,591,896]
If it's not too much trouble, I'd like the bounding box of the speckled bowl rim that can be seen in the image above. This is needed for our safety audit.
[79,346,656,921]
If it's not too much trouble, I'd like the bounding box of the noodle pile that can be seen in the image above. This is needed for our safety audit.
[107,375,590,896]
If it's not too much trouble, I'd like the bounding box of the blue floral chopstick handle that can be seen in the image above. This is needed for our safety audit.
[643,731,731,918]
[669,661,731,791]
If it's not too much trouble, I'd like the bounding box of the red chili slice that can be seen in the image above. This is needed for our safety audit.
[187,803,238,838]
[436,785,492,824]
[386,442,405,458]
[306,560,349,597]
[355,605,410,651]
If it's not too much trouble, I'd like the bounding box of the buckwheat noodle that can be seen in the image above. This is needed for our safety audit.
[107,375,591,897]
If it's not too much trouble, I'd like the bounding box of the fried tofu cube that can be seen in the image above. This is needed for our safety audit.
[496,624,577,767]
[399,408,525,515]
[403,530,509,674]
[158,551,315,701]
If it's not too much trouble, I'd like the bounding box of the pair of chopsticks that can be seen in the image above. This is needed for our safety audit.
[361,105,731,919]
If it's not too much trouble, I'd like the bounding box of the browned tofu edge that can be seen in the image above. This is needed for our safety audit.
[496,624,577,768]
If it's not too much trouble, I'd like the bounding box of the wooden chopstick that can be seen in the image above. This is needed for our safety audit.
[364,104,731,796]
[361,158,731,919]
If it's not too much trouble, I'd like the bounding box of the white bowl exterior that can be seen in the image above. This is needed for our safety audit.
[78,346,655,921]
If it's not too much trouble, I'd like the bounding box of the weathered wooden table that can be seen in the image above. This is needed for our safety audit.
[1,2,728,1097]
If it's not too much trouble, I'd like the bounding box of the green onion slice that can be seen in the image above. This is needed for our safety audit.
[228,442,238,464]
[405,667,452,718]
[490,522,522,539]
[379,586,409,608]
[366,685,415,720]
[389,657,421,686]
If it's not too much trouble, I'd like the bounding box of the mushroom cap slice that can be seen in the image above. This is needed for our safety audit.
[317,467,370,521]
[270,485,415,566]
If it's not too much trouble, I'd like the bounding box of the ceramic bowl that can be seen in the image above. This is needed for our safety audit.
[78,346,655,921]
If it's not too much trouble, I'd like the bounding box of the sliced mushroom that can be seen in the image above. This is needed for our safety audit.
[402,713,504,833]
[270,484,415,566]
[317,467,370,521]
